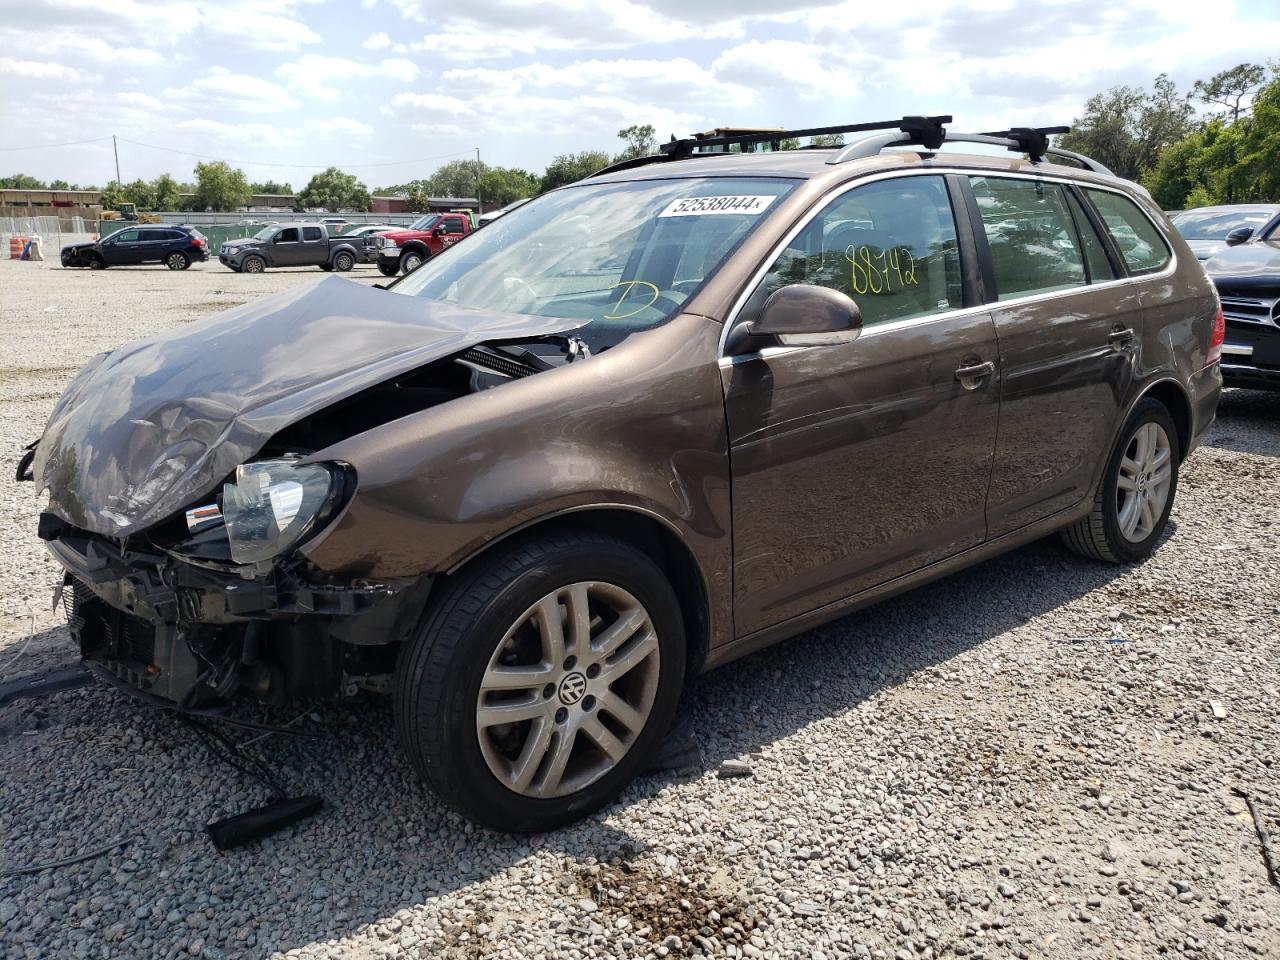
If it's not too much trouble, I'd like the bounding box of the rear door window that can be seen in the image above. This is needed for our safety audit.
[1065,191,1117,283]
[301,226,323,241]
[1084,189,1171,275]
[139,229,167,242]
[758,174,964,327]
[969,176,1086,300]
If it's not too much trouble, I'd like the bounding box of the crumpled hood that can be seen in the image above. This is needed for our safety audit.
[35,276,582,537]
[220,238,259,250]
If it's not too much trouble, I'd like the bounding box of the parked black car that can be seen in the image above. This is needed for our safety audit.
[218,223,373,273]
[61,225,210,270]
[1173,205,1280,391]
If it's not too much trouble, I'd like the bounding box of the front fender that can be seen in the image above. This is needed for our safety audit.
[299,312,733,638]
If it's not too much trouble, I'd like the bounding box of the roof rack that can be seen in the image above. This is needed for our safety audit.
[589,115,952,178]
[590,115,1114,179]
[829,122,1113,175]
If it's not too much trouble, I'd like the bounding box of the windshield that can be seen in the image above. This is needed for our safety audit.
[1171,208,1277,240]
[408,214,441,231]
[391,176,797,348]
[253,226,276,241]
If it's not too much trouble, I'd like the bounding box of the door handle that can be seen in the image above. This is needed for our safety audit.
[954,360,995,387]
[1109,327,1136,347]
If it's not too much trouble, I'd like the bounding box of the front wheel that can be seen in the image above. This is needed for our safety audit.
[165,251,189,271]
[400,251,425,274]
[241,255,265,274]
[1061,397,1179,563]
[89,255,106,270]
[377,260,400,277]
[394,530,686,832]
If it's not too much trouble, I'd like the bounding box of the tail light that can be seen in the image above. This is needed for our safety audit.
[193,236,207,248]
[1206,304,1224,366]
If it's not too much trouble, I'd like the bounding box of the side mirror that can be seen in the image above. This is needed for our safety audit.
[1225,226,1253,246]
[431,226,444,238]
[746,284,863,347]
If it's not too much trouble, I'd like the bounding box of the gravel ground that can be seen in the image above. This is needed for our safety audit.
[1,256,1278,959]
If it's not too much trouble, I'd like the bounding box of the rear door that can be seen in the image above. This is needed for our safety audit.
[137,228,169,263]
[300,225,328,264]
[722,174,1000,635]
[964,174,1140,537]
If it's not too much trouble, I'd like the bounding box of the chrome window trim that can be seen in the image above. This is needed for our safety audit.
[717,166,1178,360]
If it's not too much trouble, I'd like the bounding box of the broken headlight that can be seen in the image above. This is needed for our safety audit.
[222,459,341,565]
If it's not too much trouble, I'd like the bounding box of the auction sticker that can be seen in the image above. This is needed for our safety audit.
[658,195,776,217]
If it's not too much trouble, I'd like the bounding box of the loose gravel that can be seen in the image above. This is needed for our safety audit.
[1,256,1278,959]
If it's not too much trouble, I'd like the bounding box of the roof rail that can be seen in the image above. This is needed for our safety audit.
[830,123,1113,176]
[589,115,953,179]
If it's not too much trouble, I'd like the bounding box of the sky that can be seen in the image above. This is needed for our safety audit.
[1,0,1278,190]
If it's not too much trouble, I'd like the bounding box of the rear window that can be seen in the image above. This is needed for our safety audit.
[1084,189,1171,275]
[969,176,1086,301]
[139,229,168,242]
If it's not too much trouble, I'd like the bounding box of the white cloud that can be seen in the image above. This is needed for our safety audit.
[276,54,362,100]
[363,31,392,49]
[165,69,299,113]
[711,40,859,101]
[379,57,420,81]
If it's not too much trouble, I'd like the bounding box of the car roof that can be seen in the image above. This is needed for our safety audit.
[584,146,1126,192]
[1174,204,1280,215]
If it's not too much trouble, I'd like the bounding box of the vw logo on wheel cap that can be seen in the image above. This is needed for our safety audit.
[558,672,588,705]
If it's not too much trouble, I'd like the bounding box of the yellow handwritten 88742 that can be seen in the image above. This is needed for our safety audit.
[845,245,919,296]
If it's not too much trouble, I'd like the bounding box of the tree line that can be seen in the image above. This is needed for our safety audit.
[1059,61,1279,208]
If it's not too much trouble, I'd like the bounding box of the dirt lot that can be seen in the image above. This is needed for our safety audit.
[1,256,1278,960]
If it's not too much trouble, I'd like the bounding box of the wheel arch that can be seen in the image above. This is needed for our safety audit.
[1136,378,1192,458]
[442,506,712,678]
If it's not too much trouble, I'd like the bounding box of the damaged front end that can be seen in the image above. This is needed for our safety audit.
[27,276,586,708]
[44,512,426,706]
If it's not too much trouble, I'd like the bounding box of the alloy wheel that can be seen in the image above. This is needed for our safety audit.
[1116,421,1173,542]
[475,581,660,798]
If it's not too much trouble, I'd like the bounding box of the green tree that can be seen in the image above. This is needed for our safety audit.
[121,178,155,209]
[295,167,371,212]
[100,180,127,210]
[1058,74,1194,180]
[150,174,182,210]
[48,179,71,190]
[615,124,657,161]
[479,167,538,206]
[1192,63,1267,122]
[540,150,612,192]
[192,161,252,211]
[1234,67,1280,201]
[1142,130,1207,208]
[0,174,46,189]
[250,180,293,195]
[425,159,484,199]
[777,137,801,150]
[809,133,845,147]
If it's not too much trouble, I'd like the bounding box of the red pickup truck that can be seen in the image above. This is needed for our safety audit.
[376,212,472,276]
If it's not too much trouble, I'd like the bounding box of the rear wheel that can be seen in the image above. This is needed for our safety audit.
[394,530,686,831]
[377,260,400,277]
[165,251,189,271]
[332,251,355,272]
[241,255,265,274]
[401,250,425,274]
[1061,397,1179,563]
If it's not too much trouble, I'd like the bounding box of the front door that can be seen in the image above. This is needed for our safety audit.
[103,229,141,265]
[722,174,1000,636]
[272,226,304,266]
[964,175,1140,537]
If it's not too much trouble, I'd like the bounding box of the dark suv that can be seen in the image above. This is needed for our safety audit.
[61,225,210,270]
[29,117,1222,832]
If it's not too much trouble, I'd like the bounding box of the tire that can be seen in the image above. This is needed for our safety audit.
[400,250,425,274]
[89,255,106,270]
[165,251,189,271]
[60,252,72,268]
[394,529,686,832]
[1061,397,1180,563]
[377,260,400,277]
[241,255,265,274]
[319,263,333,272]
[332,251,355,272]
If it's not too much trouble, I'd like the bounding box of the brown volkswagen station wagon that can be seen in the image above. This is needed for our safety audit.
[28,117,1223,831]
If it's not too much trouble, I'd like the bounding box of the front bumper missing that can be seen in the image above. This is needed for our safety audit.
[46,528,393,625]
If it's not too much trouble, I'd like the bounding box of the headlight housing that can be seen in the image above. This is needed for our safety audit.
[221,458,341,564]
